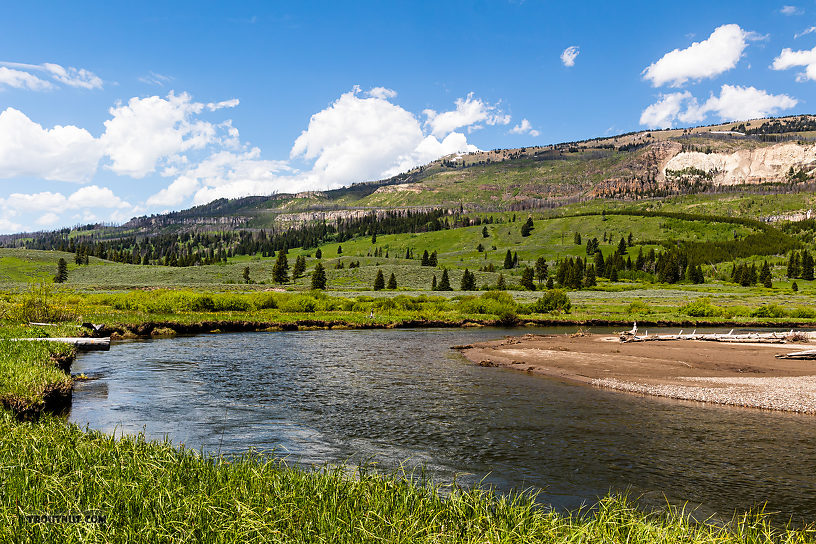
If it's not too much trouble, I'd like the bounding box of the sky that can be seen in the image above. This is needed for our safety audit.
[1,0,815,233]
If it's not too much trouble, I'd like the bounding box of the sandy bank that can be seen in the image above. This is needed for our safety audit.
[455,334,816,414]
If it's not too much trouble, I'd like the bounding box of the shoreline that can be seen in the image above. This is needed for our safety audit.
[455,333,816,415]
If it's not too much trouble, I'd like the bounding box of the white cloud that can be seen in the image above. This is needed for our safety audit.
[772,45,816,81]
[639,92,693,128]
[423,93,509,138]
[0,61,102,90]
[139,71,174,86]
[149,87,487,206]
[3,191,67,211]
[67,185,132,209]
[35,212,60,226]
[0,108,103,182]
[795,26,816,38]
[367,87,397,99]
[560,46,580,67]
[781,5,802,15]
[640,85,798,128]
[42,63,103,89]
[509,118,540,137]
[100,92,219,178]
[643,24,756,87]
[0,217,22,234]
[206,98,240,111]
[0,67,53,90]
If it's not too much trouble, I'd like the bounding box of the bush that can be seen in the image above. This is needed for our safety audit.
[750,304,787,318]
[255,293,280,309]
[211,294,251,312]
[790,307,816,318]
[458,292,517,316]
[625,300,652,315]
[527,290,571,314]
[680,297,724,318]
[278,295,317,313]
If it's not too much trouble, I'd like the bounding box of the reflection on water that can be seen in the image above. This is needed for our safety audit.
[69,328,816,521]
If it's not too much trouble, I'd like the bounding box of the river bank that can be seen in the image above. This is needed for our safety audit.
[457,333,816,414]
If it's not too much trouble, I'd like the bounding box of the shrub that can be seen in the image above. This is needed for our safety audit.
[625,300,652,315]
[680,297,724,318]
[278,295,317,313]
[750,304,787,318]
[528,290,571,314]
[211,294,252,312]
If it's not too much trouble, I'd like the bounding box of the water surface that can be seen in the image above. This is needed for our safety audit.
[69,328,816,521]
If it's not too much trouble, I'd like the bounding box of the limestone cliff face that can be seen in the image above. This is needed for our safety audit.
[663,142,816,185]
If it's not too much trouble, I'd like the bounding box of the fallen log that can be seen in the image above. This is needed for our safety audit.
[776,348,816,360]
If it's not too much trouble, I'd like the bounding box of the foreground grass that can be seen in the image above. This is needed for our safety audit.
[1,410,814,543]
[0,338,73,415]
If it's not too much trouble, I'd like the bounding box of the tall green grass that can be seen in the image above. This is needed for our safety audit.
[1,410,813,543]
[0,338,73,415]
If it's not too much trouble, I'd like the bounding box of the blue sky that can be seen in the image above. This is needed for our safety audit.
[0,0,814,233]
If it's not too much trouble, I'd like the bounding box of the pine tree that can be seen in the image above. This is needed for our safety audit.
[272,251,289,284]
[520,266,536,290]
[437,269,452,291]
[311,262,327,290]
[546,277,554,289]
[793,281,799,292]
[387,273,397,290]
[521,217,534,237]
[371,231,377,244]
[535,257,548,284]
[337,245,342,255]
[803,250,814,281]
[292,255,306,279]
[315,248,322,259]
[760,261,772,288]
[373,269,385,291]
[503,250,513,269]
[429,251,438,267]
[482,226,489,238]
[573,232,582,245]
[584,264,596,287]
[460,269,476,290]
[617,237,627,256]
[496,273,506,290]
[431,275,437,290]
[594,251,606,277]
[513,252,519,268]
[421,250,430,266]
[243,266,251,284]
[609,266,618,282]
[54,258,68,283]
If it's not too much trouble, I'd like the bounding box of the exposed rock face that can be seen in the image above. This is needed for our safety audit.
[663,143,816,185]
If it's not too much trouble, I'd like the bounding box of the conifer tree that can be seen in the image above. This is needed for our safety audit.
[243,266,251,284]
[513,252,519,268]
[584,264,596,287]
[520,266,536,290]
[760,261,772,288]
[311,262,327,290]
[609,266,618,282]
[546,277,554,289]
[534,257,548,284]
[803,250,814,281]
[482,226,489,238]
[496,273,506,290]
[292,255,306,279]
[503,250,513,269]
[373,269,385,291]
[573,232,582,245]
[272,251,289,284]
[437,269,452,291]
[421,250,430,266]
[315,248,322,259]
[460,269,476,290]
[521,217,534,237]
[387,273,397,290]
[337,245,342,255]
[54,258,68,283]
[431,275,437,290]
[429,251,438,267]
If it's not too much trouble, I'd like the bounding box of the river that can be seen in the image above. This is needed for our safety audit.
[69,327,816,522]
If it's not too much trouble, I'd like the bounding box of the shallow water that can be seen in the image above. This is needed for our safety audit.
[70,327,816,521]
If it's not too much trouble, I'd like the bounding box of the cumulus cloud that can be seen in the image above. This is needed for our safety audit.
[560,46,579,67]
[0,61,103,90]
[423,93,509,138]
[509,118,540,137]
[772,45,816,81]
[639,92,693,128]
[640,85,798,128]
[35,212,60,226]
[149,87,488,206]
[0,108,103,182]
[643,24,757,87]
[0,67,53,90]
[101,92,218,177]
